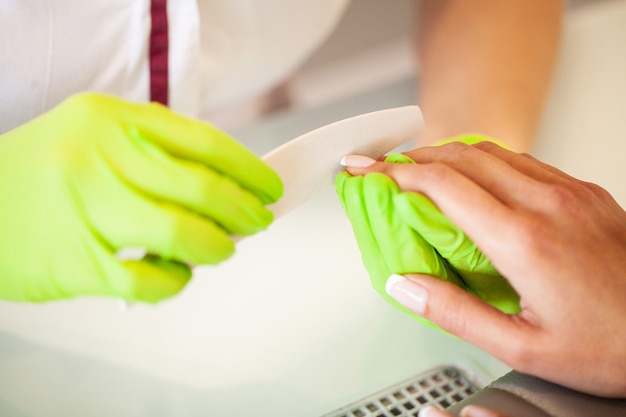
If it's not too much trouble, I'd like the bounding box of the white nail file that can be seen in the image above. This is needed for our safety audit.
[263,105,424,219]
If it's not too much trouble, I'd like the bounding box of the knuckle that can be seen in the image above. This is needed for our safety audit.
[65,92,103,113]
[538,182,597,222]
[473,140,501,152]
[379,164,421,191]
[440,140,473,156]
[419,162,453,184]
[539,183,579,211]
[580,180,614,203]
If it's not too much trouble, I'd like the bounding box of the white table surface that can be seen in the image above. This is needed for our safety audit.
[0,2,625,416]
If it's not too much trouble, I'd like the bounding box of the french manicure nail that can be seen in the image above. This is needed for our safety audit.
[385,274,428,315]
[339,154,376,168]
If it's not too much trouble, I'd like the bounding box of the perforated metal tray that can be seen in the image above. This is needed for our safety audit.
[321,366,480,417]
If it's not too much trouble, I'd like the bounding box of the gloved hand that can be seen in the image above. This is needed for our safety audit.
[0,93,283,303]
[336,158,466,329]
[336,134,520,326]
[392,157,520,314]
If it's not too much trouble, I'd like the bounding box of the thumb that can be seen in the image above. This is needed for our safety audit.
[386,273,530,362]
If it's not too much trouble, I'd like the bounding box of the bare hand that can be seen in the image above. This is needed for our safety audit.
[342,141,626,397]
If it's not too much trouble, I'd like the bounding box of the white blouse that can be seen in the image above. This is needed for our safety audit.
[0,0,349,133]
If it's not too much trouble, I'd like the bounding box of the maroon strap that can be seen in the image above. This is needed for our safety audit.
[149,0,169,105]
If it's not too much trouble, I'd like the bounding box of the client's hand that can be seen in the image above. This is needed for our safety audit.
[341,141,626,397]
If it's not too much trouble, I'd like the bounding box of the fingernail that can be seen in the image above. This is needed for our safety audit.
[419,406,448,417]
[460,405,499,417]
[339,154,376,168]
[385,274,428,315]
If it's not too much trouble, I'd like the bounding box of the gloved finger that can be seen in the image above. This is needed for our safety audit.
[115,97,283,204]
[105,198,235,266]
[381,153,514,305]
[337,172,447,330]
[386,273,536,369]
[337,170,464,287]
[394,192,495,274]
[117,256,191,303]
[335,172,390,280]
[362,173,463,286]
[383,153,488,278]
[385,148,515,305]
[101,131,274,236]
[33,243,192,303]
[63,93,282,205]
[342,158,518,262]
[77,167,236,266]
[395,192,520,313]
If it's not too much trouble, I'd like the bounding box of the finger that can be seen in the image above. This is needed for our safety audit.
[106,199,235,265]
[393,191,493,272]
[469,143,623,214]
[55,243,192,303]
[472,141,585,185]
[137,106,283,204]
[90,94,283,204]
[409,141,616,210]
[362,173,465,286]
[335,172,391,282]
[516,152,621,206]
[102,131,274,236]
[337,172,465,330]
[115,257,191,303]
[78,166,236,266]
[346,159,520,261]
[385,273,535,367]
[401,142,542,209]
[394,192,521,314]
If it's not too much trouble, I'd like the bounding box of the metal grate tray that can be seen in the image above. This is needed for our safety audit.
[321,365,480,417]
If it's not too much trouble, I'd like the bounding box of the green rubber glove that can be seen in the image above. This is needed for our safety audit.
[392,161,520,314]
[336,135,520,326]
[336,166,466,329]
[0,93,283,303]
